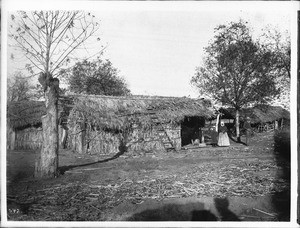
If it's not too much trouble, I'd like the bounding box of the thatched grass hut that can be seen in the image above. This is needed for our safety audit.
[241,105,289,124]
[7,94,214,154]
[7,100,45,129]
[63,94,214,155]
[8,96,289,154]
[7,100,45,150]
[219,105,290,130]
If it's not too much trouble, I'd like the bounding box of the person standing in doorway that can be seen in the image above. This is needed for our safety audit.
[244,117,252,146]
[218,122,230,147]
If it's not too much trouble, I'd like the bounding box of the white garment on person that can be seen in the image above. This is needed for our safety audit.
[218,132,230,146]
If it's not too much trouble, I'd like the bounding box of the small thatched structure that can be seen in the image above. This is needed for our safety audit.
[218,105,290,132]
[7,101,46,150]
[220,105,290,123]
[244,105,289,124]
[7,100,45,130]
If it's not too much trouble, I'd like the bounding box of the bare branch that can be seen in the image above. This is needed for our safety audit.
[51,24,98,73]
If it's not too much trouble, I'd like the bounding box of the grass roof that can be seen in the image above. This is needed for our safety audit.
[7,94,214,130]
[220,105,290,123]
[61,94,215,130]
[8,95,289,130]
[7,100,46,129]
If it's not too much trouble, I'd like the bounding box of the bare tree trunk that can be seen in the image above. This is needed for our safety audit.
[35,74,59,178]
[236,109,241,142]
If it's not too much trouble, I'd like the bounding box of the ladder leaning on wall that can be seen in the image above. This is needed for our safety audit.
[147,109,175,152]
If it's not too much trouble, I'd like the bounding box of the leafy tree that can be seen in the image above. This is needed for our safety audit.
[67,58,130,96]
[260,28,290,110]
[7,72,35,103]
[191,20,281,142]
[260,28,290,79]
[9,11,100,177]
[7,72,59,103]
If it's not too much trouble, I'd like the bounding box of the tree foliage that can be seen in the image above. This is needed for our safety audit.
[191,20,280,110]
[7,72,36,103]
[260,27,290,110]
[260,27,290,79]
[66,57,131,96]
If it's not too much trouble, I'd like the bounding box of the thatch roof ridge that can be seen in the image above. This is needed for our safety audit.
[62,93,215,130]
[8,94,215,130]
[61,93,203,101]
[63,93,213,111]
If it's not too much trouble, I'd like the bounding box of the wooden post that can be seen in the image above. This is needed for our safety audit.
[236,110,241,142]
[11,130,16,150]
[8,126,16,150]
[79,118,86,154]
[59,125,67,149]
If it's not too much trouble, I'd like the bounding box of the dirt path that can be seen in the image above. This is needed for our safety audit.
[6,131,290,221]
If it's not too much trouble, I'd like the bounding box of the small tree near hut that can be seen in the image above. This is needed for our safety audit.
[9,11,100,178]
[191,20,281,142]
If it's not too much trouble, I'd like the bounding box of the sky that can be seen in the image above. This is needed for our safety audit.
[5,1,292,98]
[94,8,291,98]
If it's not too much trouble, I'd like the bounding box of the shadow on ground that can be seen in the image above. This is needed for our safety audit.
[272,129,290,221]
[227,133,248,146]
[127,197,239,221]
[58,148,125,175]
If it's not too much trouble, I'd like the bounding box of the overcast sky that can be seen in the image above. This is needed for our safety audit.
[5,1,292,98]
[95,9,290,97]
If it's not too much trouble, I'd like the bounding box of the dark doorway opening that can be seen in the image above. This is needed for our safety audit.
[181,116,205,147]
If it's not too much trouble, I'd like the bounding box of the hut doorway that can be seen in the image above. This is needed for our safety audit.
[181,116,205,146]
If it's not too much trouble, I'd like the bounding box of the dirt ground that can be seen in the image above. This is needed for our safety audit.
[6,131,290,222]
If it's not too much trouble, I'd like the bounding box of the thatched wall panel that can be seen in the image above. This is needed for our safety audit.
[128,127,165,153]
[67,123,182,155]
[129,140,164,154]
[87,131,120,155]
[67,123,85,153]
[15,127,43,150]
[165,127,181,151]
